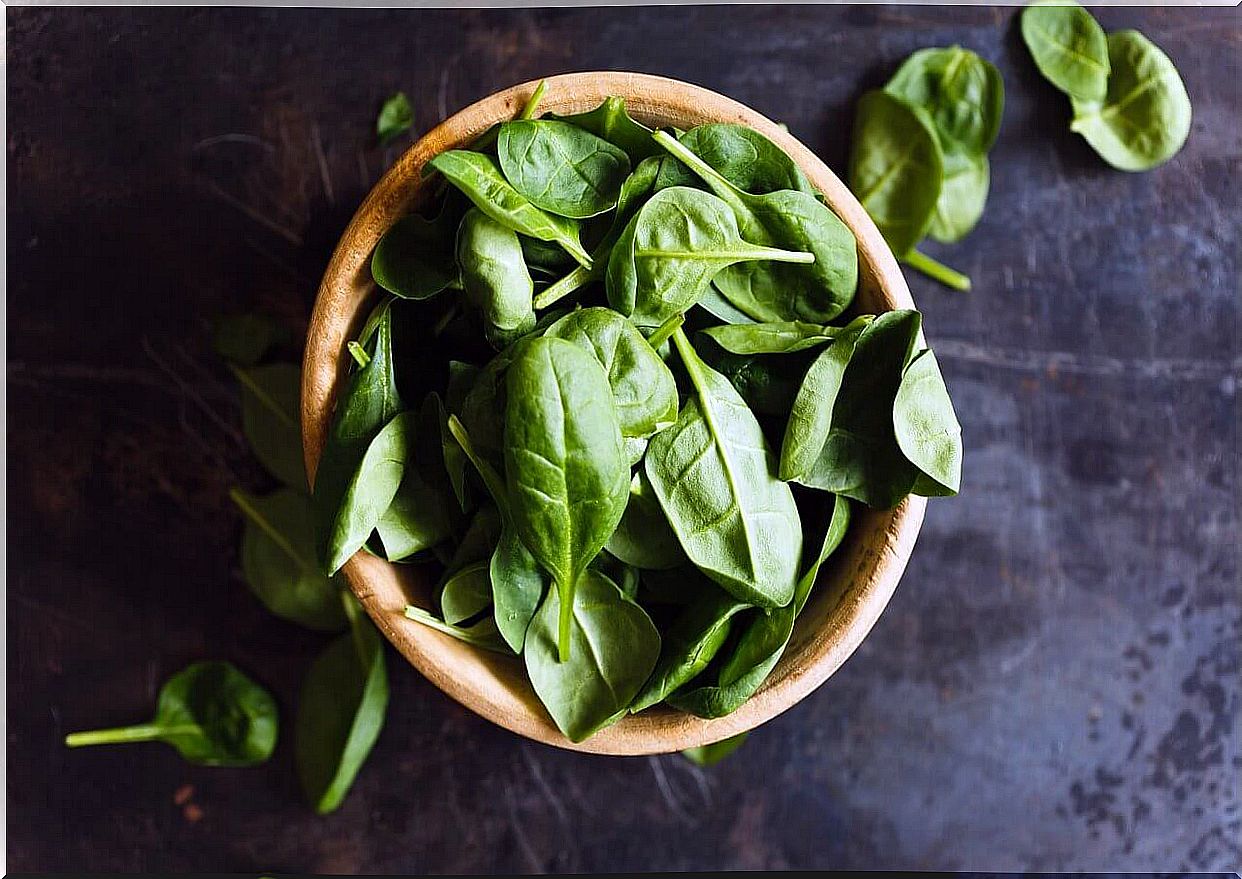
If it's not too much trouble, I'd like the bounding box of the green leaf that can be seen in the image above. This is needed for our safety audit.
[894,349,962,496]
[927,152,989,244]
[65,662,278,766]
[456,208,536,348]
[645,329,802,608]
[524,569,660,742]
[607,187,815,328]
[371,210,459,301]
[605,471,684,571]
[234,362,306,492]
[701,316,866,356]
[547,96,662,163]
[676,124,817,196]
[498,119,632,219]
[1021,0,1110,102]
[296,604,388,814]
[884,45,1005,156]
[439,561,493,624]
[683,731,749,766]
[544,307,678,438]
[1069,30,1192,172]
[403,604,511,653]
[427,150,592,268]
[377,92,414,145]
[214,313,288,366]
[503,338,629,659]
[232,487,348,631]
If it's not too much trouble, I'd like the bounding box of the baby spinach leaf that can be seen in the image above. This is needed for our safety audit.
[927,152,989,244]
[607,187,815,327]
[623,435,649,468]
[456,208,536,349]
[701,347,810,417]
[377,92,414,145]
[1020,0,1110,102]
[371,210,459,301]
[446,503,502,573]
[796,310,923,508]
[683,731,749,766]
[702,315,868,356]
[503,338,629,660]
[544,307,678,438]
[234,362,305,491]
[521,235,576,275]
[894,349,962,496]
[677,123,817,196]
[884,45,1005,157]
[655,131,857,324]
[373,465,453,562]
[403,604,511,653]
[547,96,662,163]
[1069,30,1192,172]
[439,561,493,625]
[446,416,547,653]
[605,471,684,571]
[65,661,278,766]
[524,569,660,742]
[313,302,403,568]
[779,317,871,481]
[849,90,943,259]
[498,119,632,219]
[630,589,749,712]
[697,288,758,326]
[231,487,348,632]
[214,313,288,366]
[427,150,592,268]
[296,598,388,814]
[670,494,850,718]
[645,329,802,608]
[326,410,418,575]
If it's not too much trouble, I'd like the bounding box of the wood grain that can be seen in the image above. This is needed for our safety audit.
[302,72,927,755]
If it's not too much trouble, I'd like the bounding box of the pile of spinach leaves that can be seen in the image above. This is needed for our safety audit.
[345,84,962,744]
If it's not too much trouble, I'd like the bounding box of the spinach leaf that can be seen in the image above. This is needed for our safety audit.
[544,307,678,438]
[697,288,758,326]
[443,363,480,511]
[296,597,388,814]
[894,349,962,496]
[702,315,869,356]
[439,561,493,625]
[654,131,857,324]
[498,119,632,219]
[700,347,810,417]
[427,150,592,268]
[446,415,547,653]
[233,362,305,491]
[403,604,511,653]
[1020,0,1110,102]
[796,310,923,508]
[65,661,277,766]
[849,90,943,259]
[524,569,660,742]
[373,463,453,562]
[445,503,502,573]
[520,235,575,275]
[645,329,802,608]
[630,589,749,712]
[547,96,662,163]
[371,210,459,301]
[325,410,417,574]
[313,302,403,567]
[779,317,871,481]
[623,435,649,468]
[670,493,850,718]
[682,731,749,766]
[927,152,989,244]
[884,45,1004,157]
[605,471,684,571]
[377,92,414,145]
[677,123,817,196]
[607,187,814,327]
[231,487,348,631]
[1069,30,1192,172]
[456,208,536,348]
[503,338,629,659]
[214,313,288,367]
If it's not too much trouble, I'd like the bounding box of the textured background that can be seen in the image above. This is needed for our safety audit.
[7,5,1239,873]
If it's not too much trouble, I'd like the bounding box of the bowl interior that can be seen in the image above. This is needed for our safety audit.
[303,72,925,755]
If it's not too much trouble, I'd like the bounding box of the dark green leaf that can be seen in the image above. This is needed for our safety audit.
[682,731,749,766]
[605,471,684,571]
[214,313,288,366]
[377,92,414,145]
[498,119,632,219]
[371,210,458,301]
[894,349,962,496]
[235,362,305,491]
[547,97,662,163]
[456,207,536,348]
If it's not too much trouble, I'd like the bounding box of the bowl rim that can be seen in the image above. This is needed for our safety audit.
[302,71,926,755]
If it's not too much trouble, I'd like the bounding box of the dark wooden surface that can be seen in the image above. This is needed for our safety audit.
[7,5,1240,873]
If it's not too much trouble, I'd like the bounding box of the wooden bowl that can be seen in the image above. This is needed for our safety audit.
[303,72,925,755]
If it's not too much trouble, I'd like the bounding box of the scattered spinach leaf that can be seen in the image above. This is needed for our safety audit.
[1021,0,1110,102]
[377,92,414,145]
[234,362,306,492]
[682,731,750,766]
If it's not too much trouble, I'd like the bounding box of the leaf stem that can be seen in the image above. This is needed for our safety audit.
[533,264,594,310]
[65,723,167,747]
[403,606,510,654]
[557,581,573,663]
[347,341,371,369]
[433,301,461,337]
[903,248,972,291]
[653,130,741,205]
[645,313,685,350]
[518,80,547,120]
[228,488,319,577]
[446,415,509,513]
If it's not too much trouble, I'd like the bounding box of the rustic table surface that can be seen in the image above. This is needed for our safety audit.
[7,5,1239,873]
